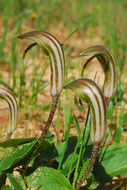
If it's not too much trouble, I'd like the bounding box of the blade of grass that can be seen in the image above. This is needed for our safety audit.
[58,111,72,171]
[67,114,81,180]
[11,39,17,90]
[56,97,62,144]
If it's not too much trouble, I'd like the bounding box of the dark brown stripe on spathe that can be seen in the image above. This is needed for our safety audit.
[84,84,97,141]
[89,80,107,140]
[28,32,63,94]
[22,31,64,88]
[42,32,64,88]
[90,81,106,141]
[88,83,102,138]
[75,81,97,139]
[6,94,16,116]
[72,78,106,141]
[46,43,58,94]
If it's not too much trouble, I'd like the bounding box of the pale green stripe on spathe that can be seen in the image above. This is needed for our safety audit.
[80,45,117,98]
[65,78,107,144]
[18,31,65,97]
[0,88,18,138]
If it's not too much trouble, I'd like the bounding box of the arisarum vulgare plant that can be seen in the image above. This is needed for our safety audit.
[0,88,17,139]
[65,78,107,190]
[18,31,117,187]
[80,45,117,98]
[18,31,65,170]
[0,27,120,189]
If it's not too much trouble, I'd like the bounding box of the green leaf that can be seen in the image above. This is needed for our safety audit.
[27,167,74,190]
[94,143,127,184]
[56,136,78,164]
[74,96,84,111]
[56,137,92,177]
[85,175,98,190]
[1,185,14,190]
[112,184,122,190]
[56,136,78,175]
[120,113,127,126]
[39,80,49,91]
[31,144,57,169]
[113,127,123,143]
[73,114,81,135]
[111,82,124,105]
[14,175,26,190]
[7,173,24,190]
[0,137,36,148]
[62,152,79,176]
[107,102,114,120]
[78,159,92,181]
[0,138,49,175]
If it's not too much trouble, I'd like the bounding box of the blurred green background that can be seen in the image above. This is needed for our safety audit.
[0,0,127,63]
[0,0,127,139]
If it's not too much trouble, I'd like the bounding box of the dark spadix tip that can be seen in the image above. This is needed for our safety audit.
[17,33,30,39]
[17,34,24,39]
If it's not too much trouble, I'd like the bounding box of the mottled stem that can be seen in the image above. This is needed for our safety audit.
[22,95,58,172]
[105,97,110,108]
[75,144,99,190]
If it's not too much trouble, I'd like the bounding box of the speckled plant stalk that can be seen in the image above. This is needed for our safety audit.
[21,95,58,172]
[0,88,17,138]
[80,45,117,99]
[75,144,99,190]
[18,31,65,170]
[65,78,107,190]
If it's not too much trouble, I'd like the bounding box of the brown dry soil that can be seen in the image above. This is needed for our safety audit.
[0,18,127,190]
[0,20,127,144]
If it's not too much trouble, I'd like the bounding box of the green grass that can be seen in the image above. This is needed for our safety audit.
[0,0,127,189]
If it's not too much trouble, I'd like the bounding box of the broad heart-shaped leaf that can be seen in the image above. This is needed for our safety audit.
[93,143,127,184]
[0,138,50,175]
[55,136,79,176]
[26,166,74,190]
[32,143,58,169]
[55,136,92,176]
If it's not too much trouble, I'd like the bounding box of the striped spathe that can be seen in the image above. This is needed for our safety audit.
[80,45,117,98]
[0,88,17,138]
[18,31,65,97]
[65,78,107,144]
